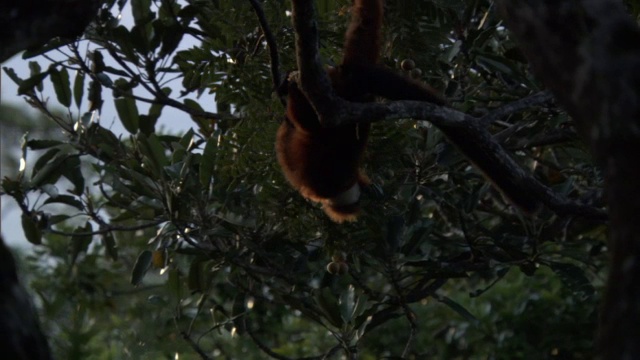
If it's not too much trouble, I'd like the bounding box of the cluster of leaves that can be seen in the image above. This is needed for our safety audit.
[1,0,606,358]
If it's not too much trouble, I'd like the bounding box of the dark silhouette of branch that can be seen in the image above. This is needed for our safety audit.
[480,91,555,125]
[180,331,213,360]
[47,220,163,237]
[365,279,448,335]
[513,128,579,149]
[247,0,284,96]
[388,266,418,358]
[246,325,293,360]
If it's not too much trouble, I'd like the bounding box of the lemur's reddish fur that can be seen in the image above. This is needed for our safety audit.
[277,0,539,222]
[276,0,385,222]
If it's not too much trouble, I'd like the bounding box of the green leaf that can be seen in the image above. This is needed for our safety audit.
[475,54,514,75]
[178,128,195,149]
[315,288,343,328]
[30,152,69,187]
[59,156,85,195]
[339,285,357,324]
[111,26,139,64]
[137,133,168,176]
[232,293,247,335]
[48,214,71,225]
[70,222,94,265]
[43,195,84,210]
[131,250,153,286]
[131,0,152,25]
[1,177,24,203]
[130,22,152,54]
[385,216,405,252]
[103,232,118,261]
[183,99,210,134]
[26,139,64,150]
[32,148,60,177]
[138,115,154,135]
[159,23,184,57]
[49,67,72,107]
[40,184,59,198]
[74,71,85,109]
[167,268,182,299]
[352,294,370,327]
[104,66,129,77]
[96,73,113,87]
[29,61,43,88]
[140,98,165,134]
[21,213,42,245]
[2,66,24,85]
[90,50,106,73]
[115,97,140,134]
[436,295,479,324]
[199,136,217,187]
[18,71,49,95]
[88,80,103,112]
[187,258,208,292]
[548,262,595,298]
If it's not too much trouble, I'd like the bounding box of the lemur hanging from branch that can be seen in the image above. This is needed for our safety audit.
[276,0,541,222]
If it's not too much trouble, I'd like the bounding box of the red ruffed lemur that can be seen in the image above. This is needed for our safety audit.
[276,0,540,222]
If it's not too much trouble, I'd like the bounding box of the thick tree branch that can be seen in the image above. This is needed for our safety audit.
[290,0,342,122]
[497,1,640,358]
[288,0,605,221]
[480,91,555,125]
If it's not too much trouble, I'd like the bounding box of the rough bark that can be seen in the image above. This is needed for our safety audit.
[0,236,52,360]
[497,1,640,358]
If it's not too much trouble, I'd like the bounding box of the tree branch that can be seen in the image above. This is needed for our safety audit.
[290,0,342,122]
[247,0,284,96]
[480,91,555,125]
[288,0,607,221]
[180,331,213,360]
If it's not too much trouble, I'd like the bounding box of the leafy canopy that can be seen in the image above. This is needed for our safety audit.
[1,0,605,358]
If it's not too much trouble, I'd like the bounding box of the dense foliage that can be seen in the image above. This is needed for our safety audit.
[1,0,607,358]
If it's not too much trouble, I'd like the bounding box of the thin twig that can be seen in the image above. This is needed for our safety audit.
[480,91,555,125]
[47,220,163,236]
[387,263,418,358]
[69,44,227,121]
[246,325,292,360]
[180,331,213,360]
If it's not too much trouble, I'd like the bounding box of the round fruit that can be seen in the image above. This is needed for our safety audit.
[326,262,341,274]
[401,59,416,71]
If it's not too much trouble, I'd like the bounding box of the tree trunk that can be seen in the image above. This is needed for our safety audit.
[0,0,100,62]
[497,1,640,358]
